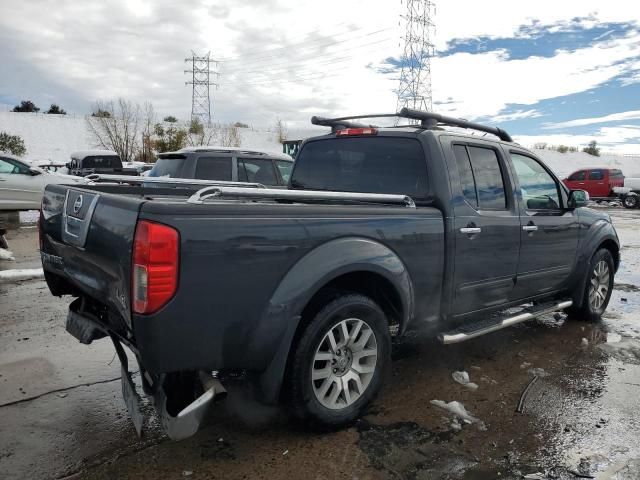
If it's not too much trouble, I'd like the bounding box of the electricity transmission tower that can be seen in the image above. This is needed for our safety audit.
[185,51,219,125]
[396,0,435,115]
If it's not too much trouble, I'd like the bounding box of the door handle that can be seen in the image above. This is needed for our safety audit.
[522,225,538,232]
[460,227,481,234]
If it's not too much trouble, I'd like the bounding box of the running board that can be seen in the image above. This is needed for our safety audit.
[439,300,573,345]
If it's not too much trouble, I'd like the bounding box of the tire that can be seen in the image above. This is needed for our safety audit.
[567,248,615,321]
[622,194,638,209]
[288,293,391,428]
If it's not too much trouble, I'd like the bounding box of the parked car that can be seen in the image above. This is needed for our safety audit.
[563,168,624,199]
[0,154,82,210]
[67,150,139,177]
[40,109,619,440]
[613,177,640,208]
[147,146,294,187]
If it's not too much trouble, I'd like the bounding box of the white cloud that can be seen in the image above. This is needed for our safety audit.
[515,125,640,153]
[0,0,638,136]
[489,109,543,122]
[543,110,640,129]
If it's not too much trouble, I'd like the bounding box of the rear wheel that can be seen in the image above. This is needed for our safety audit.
[622,194,638,209]
[288,293,391,427]
[568,249,615,321]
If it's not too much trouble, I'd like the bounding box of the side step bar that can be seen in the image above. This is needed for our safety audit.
[439,300,573,345]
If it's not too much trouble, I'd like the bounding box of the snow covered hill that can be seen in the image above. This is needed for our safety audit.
[1,111,639,178]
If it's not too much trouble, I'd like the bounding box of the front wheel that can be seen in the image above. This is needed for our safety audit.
[568,248,615,321]
[288,293,391,427]
[622,194,638,209]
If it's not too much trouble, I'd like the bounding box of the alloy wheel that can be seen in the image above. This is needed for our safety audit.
[311,318,378,410]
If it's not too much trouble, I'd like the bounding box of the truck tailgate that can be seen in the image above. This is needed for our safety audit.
[40,184,143,331]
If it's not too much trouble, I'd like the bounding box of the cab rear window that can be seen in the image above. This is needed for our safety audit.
[291,137,427,198]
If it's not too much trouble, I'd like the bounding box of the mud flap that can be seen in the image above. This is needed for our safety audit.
[111,335,145,437]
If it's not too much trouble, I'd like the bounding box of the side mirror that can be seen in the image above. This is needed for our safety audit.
[28,167,42,176]
[65,162,72,169]
[568,189,589,209]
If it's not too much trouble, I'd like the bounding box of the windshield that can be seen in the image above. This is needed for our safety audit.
[290,137,427,197]
[149,158,187,178]
[81,155,122,169]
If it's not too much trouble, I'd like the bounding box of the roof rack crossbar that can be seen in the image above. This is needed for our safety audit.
[311,116,379,133]
[186,185,416,208]
[310,110,513,142]
[399,108,513,142]
[84,174,265,189]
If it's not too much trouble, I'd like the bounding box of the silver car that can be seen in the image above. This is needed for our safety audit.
[0,154,82,211]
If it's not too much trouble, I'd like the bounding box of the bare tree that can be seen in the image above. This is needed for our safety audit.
[86,99,141,162]
[186,118,217,147]
[275,118,288,144]
[219,124,242,147]
[138,102,155,162]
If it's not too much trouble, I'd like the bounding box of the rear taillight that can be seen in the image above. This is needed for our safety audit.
[335,127,378,136]
[132,220,179,315]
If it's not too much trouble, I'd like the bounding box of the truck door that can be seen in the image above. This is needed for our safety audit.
[507,151,579,298]
[587,169,608,197]
[449,141,521,315]
[564,170,587,191]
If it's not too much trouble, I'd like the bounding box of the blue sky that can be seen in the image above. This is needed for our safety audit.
[0,1,639,152]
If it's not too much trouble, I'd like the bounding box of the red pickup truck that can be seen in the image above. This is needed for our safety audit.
[563,168,624,199]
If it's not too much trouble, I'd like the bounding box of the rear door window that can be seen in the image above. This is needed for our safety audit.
[588,169,604,180]
[453,145,478,207]
[466,146,507,210]
[238,158,278,185]
[195,156,232,181]
[291,137,427,197]
[149,158,187,178]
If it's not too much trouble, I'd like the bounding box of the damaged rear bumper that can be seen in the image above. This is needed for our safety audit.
[66,302,227,440]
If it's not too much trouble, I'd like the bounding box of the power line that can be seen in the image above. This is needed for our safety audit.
[220,27,392,67]
[221,29,393,73]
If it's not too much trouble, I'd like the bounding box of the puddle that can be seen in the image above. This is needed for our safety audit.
[356,420,478,479]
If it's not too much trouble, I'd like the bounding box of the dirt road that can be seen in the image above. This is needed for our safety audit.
[1,208,639,479]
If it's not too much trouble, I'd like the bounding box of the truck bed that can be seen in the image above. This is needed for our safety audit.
[40,183,445,374]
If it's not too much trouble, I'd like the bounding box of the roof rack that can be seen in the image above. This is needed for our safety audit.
[311,109,513,142]
[186,185,416,208]
[84,174,265,189]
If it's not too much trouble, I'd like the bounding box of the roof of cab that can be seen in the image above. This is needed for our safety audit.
[177,145,293,161]
[70,150,119,160]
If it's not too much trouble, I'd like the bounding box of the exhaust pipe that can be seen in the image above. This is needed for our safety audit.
[156,371,227,440]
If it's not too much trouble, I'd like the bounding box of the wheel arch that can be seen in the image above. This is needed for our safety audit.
[256,237,413,403]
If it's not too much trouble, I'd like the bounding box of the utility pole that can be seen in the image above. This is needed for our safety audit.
[185,51,219,126]
[396,0,435,116]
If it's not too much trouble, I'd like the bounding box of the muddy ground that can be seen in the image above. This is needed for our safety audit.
[1,208,639,479]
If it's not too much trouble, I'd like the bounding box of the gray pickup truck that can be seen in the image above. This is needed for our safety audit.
[40,109,620,439]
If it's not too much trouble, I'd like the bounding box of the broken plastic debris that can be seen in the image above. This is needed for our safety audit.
[452,371,470,384]
[452,371,478,390]
[527,368,549,377]
[182,471,193,477]
[520,362,532,369]
[581,338,589,347]
[282,450,289,456]
[430,399,479,424]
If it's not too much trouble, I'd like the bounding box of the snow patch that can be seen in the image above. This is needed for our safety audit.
[0,249,15,261]
[430,400,479,424]
[0,268,44,283]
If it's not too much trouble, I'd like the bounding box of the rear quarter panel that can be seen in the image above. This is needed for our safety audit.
[133,201,444,374]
